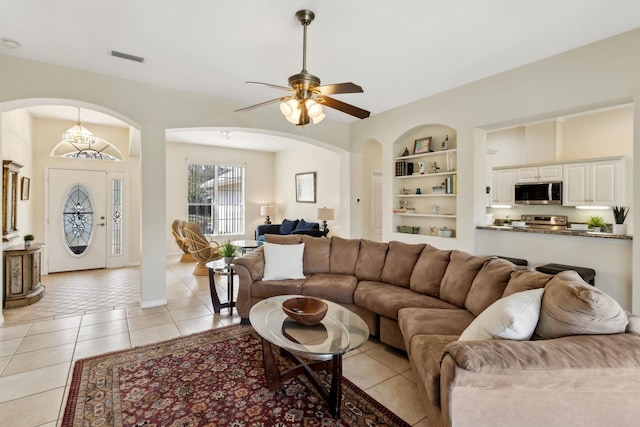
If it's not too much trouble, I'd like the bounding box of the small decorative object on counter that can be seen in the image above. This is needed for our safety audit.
[415,188,421,194]
[587,216,606,232]
[612,206,629,235]
[23,234,35,249]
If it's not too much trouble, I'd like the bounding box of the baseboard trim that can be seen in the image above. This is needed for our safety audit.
[140,299,167,308]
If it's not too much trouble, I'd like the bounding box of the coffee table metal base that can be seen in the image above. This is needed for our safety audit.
[260,338,342,418]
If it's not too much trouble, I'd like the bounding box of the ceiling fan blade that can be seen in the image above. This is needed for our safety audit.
[235,97,287,113]
[316,82,364,95]
[246,81,292,92]
[320,96,370,119]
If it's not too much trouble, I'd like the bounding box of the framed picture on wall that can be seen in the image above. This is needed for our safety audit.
[413,137,431,154]
[21,177,30,200]
[295,172,316,203]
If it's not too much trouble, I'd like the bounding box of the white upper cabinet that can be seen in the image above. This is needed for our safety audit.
[516,164,563,183]
[563,159,623,207]
[492,169,516,205]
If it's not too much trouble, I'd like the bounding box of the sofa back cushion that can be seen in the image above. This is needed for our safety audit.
[534,270,628,339]
[409,246,451,297]
[380,241,426,288]
[301,235,330,274]
[439,251,489,307]
[502,268,552,297]
[265,234,302,244]
[355,239,388,281]
[329,236,360,275]
[464,257,516,316]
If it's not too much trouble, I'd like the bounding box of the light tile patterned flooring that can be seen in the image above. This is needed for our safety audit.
[0,256,430,427]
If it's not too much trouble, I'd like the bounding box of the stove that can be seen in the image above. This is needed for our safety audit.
[520,214,568,231]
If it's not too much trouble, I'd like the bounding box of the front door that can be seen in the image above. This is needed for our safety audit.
[48,169,107,272]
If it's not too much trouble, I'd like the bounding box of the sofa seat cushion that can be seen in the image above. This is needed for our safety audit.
[251,279,306,298]
[409,334,459,408]
[354,281,458,320]
[398,307,475,354]
[302,273,358,304]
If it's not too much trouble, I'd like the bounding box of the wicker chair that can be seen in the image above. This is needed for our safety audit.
[182,221,222,275]
[171,219,196,262]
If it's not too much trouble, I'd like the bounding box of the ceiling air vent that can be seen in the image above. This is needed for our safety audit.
[110,50,145,63]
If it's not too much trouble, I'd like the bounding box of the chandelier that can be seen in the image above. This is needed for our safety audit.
[63,108,96,146]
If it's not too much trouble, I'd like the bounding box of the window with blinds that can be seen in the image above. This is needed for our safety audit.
[187,164,244,235]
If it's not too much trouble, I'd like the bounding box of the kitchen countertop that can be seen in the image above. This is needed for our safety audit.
[476,225,633,240]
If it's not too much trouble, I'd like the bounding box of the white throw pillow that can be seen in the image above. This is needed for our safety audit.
[262,242,306,281]
[459,288,545,341]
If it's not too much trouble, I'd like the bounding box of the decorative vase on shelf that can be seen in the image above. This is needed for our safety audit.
[224,256,234,266]
[612,224,627,235]
[24,234,35,249]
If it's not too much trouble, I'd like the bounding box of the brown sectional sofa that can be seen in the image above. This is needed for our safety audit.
[233,234,640,427]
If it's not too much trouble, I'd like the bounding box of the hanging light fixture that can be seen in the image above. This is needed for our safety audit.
[63,108,96,146]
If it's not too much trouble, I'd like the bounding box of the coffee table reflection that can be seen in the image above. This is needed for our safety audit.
[249,295,369,418]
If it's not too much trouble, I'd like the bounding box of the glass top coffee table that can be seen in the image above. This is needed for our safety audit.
[249,295,369,418]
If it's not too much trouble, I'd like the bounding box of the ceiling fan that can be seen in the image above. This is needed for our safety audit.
[236,10,370,126]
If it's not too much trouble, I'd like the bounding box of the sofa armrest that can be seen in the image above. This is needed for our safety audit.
[233,247,265,318]
[443,333,640,372]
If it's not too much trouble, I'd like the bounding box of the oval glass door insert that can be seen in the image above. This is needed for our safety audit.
[63,184,94,255]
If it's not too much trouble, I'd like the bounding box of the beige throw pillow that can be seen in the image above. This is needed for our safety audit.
[534,271,628,339]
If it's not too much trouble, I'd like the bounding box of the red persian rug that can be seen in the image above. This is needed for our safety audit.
[62,324,410,427]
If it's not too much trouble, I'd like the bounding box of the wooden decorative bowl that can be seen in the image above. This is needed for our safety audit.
[282,297,328,325]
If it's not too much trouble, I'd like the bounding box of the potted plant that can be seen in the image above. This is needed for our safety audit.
[612,206,629,235]
[587,216,606,232]
[23,234,35,248]
[219,240,237,265]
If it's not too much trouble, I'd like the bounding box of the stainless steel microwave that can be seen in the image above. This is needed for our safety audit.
[515,182,562,205]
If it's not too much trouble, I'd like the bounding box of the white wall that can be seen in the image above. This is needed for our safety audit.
[351,28,640,312]
[274,143,343,236]
[165,141,275,251]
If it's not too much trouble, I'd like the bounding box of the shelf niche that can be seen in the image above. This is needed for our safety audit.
[393,125,458,238]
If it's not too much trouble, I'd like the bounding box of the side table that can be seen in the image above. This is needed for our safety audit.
[205,261,235,314]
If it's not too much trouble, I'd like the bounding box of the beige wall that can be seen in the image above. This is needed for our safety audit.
[351,28,640,311]
[273,143,344,236]
[165,141,276,251]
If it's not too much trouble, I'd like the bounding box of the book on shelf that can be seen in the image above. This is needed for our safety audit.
[395,161,407,176]
[444,174,458,194]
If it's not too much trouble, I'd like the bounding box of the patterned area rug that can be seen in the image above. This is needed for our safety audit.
[62,324,410,426]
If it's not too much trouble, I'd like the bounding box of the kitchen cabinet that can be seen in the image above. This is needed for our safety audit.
[491,168,516,205]
[516,164,563,183]
[563,159,624,207]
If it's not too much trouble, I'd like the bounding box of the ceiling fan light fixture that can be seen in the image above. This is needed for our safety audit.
[279,99,298,118]
[311,112,326,124]
[305,99,323,117]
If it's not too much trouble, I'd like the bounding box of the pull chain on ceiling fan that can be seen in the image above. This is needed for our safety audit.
[236,10,370,126]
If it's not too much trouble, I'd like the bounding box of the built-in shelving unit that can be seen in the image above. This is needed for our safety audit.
[393,125,458,238]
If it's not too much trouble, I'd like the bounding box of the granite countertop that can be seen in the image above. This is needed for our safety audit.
[476,225,633,240]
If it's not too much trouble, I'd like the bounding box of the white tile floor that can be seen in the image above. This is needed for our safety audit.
[0,256,430,427]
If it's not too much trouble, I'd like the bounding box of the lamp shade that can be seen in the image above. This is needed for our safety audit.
[317,207,334,221]
[260,205,276,216]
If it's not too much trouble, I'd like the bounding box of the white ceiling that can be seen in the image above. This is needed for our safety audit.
[3,0,640,151]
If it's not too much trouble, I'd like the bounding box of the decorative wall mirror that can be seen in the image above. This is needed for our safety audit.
[3,160,23,241]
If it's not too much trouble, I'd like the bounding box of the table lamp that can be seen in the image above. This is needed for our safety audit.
[260,205,276,224]
[317,207,334,233]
